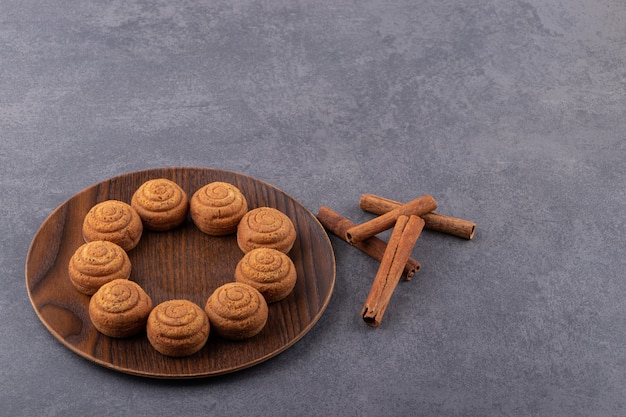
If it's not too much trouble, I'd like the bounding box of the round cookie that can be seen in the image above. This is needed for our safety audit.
[68,240,132,295]
[82,200,143,251]
[131,178,189,231]
[205,282,268,340]
[89,279,153,338]
[236,207,296,254]
[190,181,248,236]
[146,299,210,357]
[234,247,297,303]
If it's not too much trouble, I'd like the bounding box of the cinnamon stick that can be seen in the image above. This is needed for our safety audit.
[361,215,425,327]
[316,206,421,280]
[345,195,436,244]
[360,194,476,240]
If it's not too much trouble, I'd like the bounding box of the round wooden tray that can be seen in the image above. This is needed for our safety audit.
[25,167,336,378]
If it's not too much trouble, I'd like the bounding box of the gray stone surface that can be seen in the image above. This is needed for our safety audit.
[2,0,625,416]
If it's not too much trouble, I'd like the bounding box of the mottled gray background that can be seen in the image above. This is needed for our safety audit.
[2,0,625,416]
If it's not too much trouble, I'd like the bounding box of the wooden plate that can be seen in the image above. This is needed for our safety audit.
[25,167,335,378]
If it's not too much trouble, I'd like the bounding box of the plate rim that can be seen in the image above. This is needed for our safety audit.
[25,166,336,378]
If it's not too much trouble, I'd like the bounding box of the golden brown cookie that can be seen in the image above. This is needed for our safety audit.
[236,207,296,254]
[82,200,143,251]
[131,178,189,231]
[146,299,210,357]
[89,279,153,338]
[205,282,268,340]
[234,247,297,303]
[190,181,248,236]
[68,240,132,295]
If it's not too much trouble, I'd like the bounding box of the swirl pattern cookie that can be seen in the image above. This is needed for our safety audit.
[89,279,153,338]
[236,207,297,254]
[131,178,189,231]
[82,200,143,251]
[234,248,297,303]
[190,181,248,236]
[146,300,210,357]
[205,282,268,340]
[68,240,132,295]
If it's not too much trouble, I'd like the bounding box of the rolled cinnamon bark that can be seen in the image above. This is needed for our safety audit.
[345,195,436,244]
[361,215,425,327]
[359,194,476,240]
[316,206,420,280]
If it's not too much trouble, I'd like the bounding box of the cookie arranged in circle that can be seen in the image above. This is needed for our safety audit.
[71,177,308,359]
[146,299,210,357]
[234,247,297,303]
[236,207,296,254]
[68,240,132,295]
[82,200,143,251]
[205,282,268,340]
[131,178,189,231]
[190,181,248,236]
[89,279,153,338]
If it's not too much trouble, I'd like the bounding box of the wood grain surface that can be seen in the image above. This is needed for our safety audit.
[25,167,336,378]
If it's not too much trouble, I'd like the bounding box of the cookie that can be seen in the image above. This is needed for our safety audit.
[82,200,143,251]
[131,178,189,231]
[236,207,296,254]
[190,181,248,236]
[68,240,132,295]
[89,279,153,338]
[146,299,210,357]
[205,282,268,340]
[234,247,297,303]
